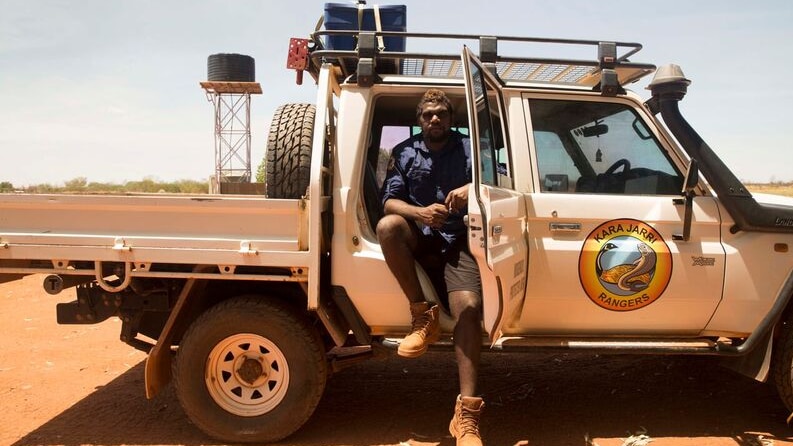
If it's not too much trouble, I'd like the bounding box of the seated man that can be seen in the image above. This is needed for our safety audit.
[377,89,485,446]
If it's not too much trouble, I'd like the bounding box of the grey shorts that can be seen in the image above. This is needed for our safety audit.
[415,233,482,295]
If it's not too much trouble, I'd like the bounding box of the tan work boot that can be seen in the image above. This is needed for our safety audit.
[449,395,484,446]
[397,302,440,358]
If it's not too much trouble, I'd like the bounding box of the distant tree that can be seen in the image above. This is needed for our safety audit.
[0,181,13,192]
[25,183,57,193]
[124,177,161,193]
[175,179,209,194]
[86,181,123,193]
[20,177,210,194]
[64,177,88,190]
[255,161,266,183]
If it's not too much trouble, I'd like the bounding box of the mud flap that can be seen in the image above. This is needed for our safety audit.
[719,330,773,382]
[144,266,212,398]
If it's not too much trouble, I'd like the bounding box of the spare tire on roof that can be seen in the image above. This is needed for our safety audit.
[207,53,255,82]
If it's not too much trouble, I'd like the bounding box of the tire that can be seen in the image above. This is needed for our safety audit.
[264,103,315,199]
[207,53,255,82]
[772,314,793,412]
[173,296,327,443]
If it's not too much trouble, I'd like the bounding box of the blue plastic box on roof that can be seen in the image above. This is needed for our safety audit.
[323,3,407,52]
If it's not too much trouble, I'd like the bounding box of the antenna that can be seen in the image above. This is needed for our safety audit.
[200,53,262,193]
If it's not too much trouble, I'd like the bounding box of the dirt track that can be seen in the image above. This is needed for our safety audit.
[2,274,793,446]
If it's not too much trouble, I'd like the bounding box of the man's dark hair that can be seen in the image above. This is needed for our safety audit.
[416,88,454,120]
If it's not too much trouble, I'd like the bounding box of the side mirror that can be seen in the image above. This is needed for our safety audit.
[673,159,698,241]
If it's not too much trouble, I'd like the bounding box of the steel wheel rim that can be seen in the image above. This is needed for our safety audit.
[205,333,289,417]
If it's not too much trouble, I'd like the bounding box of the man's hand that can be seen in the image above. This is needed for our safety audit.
[417,203,450,229]
[445,184,469,214]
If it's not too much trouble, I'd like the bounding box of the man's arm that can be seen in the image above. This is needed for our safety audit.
[384,198,449,230]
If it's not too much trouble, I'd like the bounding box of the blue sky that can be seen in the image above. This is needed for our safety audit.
[1,0,791,186]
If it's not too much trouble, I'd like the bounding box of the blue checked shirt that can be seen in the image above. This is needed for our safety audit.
[381,131,472,250]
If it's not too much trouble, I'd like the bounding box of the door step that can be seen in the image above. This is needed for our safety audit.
[379,335,733,355]
[493,336,720,354]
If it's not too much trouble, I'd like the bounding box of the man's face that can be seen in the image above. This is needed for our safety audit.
[419,102,451,144]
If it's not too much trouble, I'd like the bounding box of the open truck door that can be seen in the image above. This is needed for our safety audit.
[461,47,529,342]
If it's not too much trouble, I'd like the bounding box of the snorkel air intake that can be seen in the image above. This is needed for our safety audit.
[647,64,793,234]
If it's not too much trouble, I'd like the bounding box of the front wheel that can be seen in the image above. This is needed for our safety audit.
[173,296,327,443]
[772,314,793,412]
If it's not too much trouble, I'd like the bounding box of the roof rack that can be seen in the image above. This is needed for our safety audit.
[299,31,656,93]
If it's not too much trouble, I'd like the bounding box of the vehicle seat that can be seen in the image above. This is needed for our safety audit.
[364,160,384,230]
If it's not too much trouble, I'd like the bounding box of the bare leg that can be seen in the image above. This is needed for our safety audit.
[448,290,482,397]
[377,214,424,303]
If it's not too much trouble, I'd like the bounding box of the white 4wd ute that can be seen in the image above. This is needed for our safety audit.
[2,28,793,443]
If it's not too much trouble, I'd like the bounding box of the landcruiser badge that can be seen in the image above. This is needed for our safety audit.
[578,219,672,311]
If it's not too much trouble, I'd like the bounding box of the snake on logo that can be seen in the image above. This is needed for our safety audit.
[596,241,656,292]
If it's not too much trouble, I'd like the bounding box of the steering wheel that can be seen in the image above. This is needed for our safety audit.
[604,158,631,175]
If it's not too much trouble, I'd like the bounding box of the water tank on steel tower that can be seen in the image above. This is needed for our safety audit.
[200,53,262,193]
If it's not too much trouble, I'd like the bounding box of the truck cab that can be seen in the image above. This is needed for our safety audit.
[308,35,786,351]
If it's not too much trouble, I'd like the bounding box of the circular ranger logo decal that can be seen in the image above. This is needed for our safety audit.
[578,219,672,311]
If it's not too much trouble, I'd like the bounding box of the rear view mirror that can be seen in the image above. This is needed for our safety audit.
[582,123,609,137]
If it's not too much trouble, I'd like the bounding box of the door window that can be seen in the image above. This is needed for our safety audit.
[468,63,513,189]
[530,99,683,195]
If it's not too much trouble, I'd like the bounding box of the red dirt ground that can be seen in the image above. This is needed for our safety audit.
[2,274,792,446]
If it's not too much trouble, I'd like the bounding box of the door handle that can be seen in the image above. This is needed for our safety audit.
[549,222,581,232]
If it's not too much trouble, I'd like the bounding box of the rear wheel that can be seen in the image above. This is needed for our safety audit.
[263,103,315,198]
[173,296,327,443]
[771,315,793,411]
